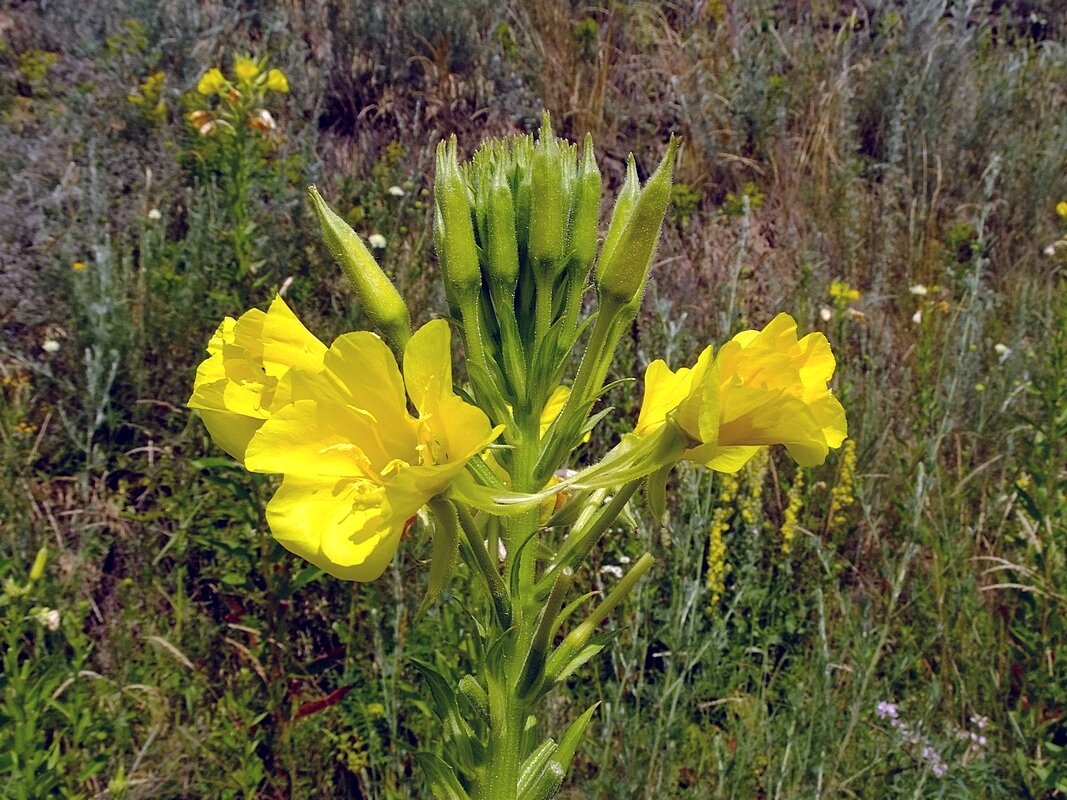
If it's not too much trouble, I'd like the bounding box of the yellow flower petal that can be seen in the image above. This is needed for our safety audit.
[265,476,403,581]
[188,297,326,461]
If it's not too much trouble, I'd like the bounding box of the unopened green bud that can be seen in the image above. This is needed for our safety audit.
[308,186,411,347]
[29,546,48,582]
[595,137,677,308]
[529,115,567,270]
[596,154,640,283]
[434,137,481,301]
[569,135,601,272]
[486,164,520,290]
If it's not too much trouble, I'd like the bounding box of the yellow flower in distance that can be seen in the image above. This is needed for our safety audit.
[264,68,289,93]
[636,313,846,472]
[233,56,260,82]
[188,296,327,461]
[196,68,226,96]
[241,319,503,581]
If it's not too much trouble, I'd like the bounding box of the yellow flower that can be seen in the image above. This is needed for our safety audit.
[71,261,87,271]
[829,280,861,302]
[188,296,327,461]
[196,68,226,96]
[635,313,847,472]
[233,56,260,82]
[239,319,502,581]
[264,68,289,93]
[1057,201,1067,219]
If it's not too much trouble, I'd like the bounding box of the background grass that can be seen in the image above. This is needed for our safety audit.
[1,1,1065,797]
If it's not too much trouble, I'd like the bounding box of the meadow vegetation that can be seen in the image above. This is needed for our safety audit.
[1,1,1066,797]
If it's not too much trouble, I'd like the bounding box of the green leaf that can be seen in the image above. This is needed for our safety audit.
[411,660,484,771]
[645,464,671,521]
[416,752,472,800]
[553,702,598,774]
[418,503,460,620]
[553,630,619,684]
[517,738,558,797]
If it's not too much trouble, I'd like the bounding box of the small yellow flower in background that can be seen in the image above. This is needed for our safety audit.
[188,296,327,461]
[705,472,737,612]
[264,68,289,93]
[1056,200,1067,219]
[829,280,861,302]
[71,261,87,271]
[197,67,226,96]
[636,313,847,473]
[780,468,804,555]
[190,303,503,581]
[234,56,260,82]
[828,438,856,532]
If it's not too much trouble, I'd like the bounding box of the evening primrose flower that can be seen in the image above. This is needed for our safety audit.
[264,68,289,93]
[234,56,260,82]
[635,313,846,472]
[241,319,502,580]
[188,296,327,461]
[197,68,226,96]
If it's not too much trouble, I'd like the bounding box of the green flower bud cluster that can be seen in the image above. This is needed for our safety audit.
[432,114,677,489]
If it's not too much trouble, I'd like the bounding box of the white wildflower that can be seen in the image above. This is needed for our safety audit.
[42,339,60,354]
[820,306,832,322]
[387,186,406,197]
[368,233,387,249]
[600,565,624,579]
[912,309,923,324]
[909,284,928,296]
[147,208,162,221]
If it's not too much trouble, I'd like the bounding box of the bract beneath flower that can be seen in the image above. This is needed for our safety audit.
[242,319,502,581]
[635,313,847,472]
[187,296,327,461]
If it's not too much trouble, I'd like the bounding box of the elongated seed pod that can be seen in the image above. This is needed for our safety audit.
[485,162,520,291]
[308,186,411,347]
[569,135,601,276]
[596,153,640,282]
[595,137,677,307]
[434,137,481,303]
